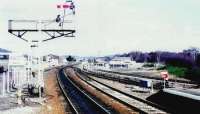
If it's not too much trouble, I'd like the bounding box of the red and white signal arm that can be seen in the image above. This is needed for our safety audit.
[57,2,75,9]
[160,71,169,80]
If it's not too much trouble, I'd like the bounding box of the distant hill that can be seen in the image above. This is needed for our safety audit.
[0,48,11,53]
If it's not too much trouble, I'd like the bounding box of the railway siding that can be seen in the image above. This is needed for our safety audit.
[65,68,139,114]
[73,68,167,114]
[85,69,197,89]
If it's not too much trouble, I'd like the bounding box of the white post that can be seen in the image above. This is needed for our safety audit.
[29,42,33,86]
[164,79,165,89]
[2,72,5,96]
[38,56,42,98]
[17,69,20,89]
[19,69,22,89]
[22,70,23,86]
[22,69,25,88]
[16,69,18,88]
[15,69,17,88]
[13,68,16,86]
[24,68,27,86]
[19,70,22,88]
[26,67,28,84]
[151,81,154,93]
[29,52,30,85]
[7,66,10,92]
[27,55,29,85]
[19,70,21,88]
[29,53,32,85]
[17,88,22,105]
[11,68,14,90]
[37,41,43,98]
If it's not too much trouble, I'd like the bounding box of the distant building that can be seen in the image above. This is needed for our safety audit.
[43,54,59,67]
[109,57,142,69]
[109,57,130,69]
[58,56,67,65]
[9,53,27,66]
[86,56,143,70]
[93,58,109,69]
[0,52,10,72]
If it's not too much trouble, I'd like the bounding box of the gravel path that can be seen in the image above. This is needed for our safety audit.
[39,68,70,114]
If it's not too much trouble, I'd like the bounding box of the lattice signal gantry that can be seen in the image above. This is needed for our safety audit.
[8,19,75,42]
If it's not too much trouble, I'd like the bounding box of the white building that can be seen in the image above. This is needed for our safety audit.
[81,57,143,71]
[8,53,28,88]
[44,54,59,67]
[93,58,109,70]
[0,52,10,72]
[109,57,143,69]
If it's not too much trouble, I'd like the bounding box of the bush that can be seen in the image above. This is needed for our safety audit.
[167,66,188,78]
[165,58,192,68]
[66,56,76,62]
[166,66,200,82]
[186,67,200,82]
[157,66,166,70]
[143,63,154,67]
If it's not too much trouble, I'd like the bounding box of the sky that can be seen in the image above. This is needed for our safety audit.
[1,0,200,56]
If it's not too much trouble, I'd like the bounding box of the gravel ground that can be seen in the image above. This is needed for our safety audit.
[88,76,155,99]
[39,68,68,114]
[66,68,139,114]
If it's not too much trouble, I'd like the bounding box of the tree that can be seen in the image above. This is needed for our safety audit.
[148,52,157,63]
[0,66,4,73]
[183,47,200,54]
[66,56,76,62]
[165,57,192,68]
[196,54,200,67]
[183,47,200,65]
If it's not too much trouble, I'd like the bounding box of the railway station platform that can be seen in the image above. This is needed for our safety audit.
[147,88,200,114]
[163,88,200,101]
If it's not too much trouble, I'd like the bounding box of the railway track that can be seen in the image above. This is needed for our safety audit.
[84,68,197,89]
[74,68,168,114]
[57,67,110,114]
[80,68,200,114]
[98,69,198,85]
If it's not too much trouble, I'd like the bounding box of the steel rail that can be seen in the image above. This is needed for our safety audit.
[56,68,79,114]
[57,67,110,114]
[75,68,169,114]
[98,69,197,84]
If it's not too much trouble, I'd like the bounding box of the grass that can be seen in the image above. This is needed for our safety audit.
[156,64,200,82]
[167,66,188,78]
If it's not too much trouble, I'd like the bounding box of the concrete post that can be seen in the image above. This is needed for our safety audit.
[13,68,16,86]
[17,88,22,105]
[151,81,154,93]
[164,79,166,89]
[7,66,10,92]
[2,72,5,96]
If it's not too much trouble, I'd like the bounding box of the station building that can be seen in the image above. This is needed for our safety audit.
[109,57,142,69]
[94,62,109,70]
[0,52,10,72]
[90,57,143,70]
[43,54,59,67]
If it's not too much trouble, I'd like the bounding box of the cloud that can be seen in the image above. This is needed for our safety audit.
[1,0,200,56]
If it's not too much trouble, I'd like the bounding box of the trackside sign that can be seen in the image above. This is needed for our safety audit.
[160,71,169,80]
